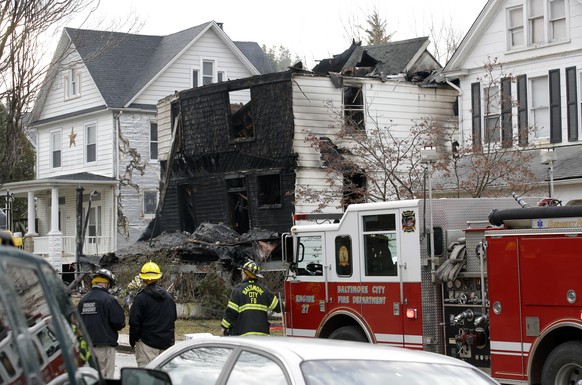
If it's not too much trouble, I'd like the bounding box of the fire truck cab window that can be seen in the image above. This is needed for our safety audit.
[335,236,352,276]
[296,235,323,276]
[363,214,397,276]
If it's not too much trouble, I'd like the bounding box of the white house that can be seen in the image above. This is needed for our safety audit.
[0,21,274,271]
[442,0,582,204]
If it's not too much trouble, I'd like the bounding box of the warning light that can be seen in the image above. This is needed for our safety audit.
[406,308,418,319]
[294,214,308,221]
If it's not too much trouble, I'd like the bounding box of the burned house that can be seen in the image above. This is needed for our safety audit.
[150,37,457,242]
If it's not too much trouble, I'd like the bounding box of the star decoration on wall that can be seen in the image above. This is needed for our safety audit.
[69,127,77,147]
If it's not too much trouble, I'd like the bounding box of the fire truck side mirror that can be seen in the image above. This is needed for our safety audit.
[283,235,294,263]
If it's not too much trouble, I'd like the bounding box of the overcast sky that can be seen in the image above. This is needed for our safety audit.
[68,0,489,68]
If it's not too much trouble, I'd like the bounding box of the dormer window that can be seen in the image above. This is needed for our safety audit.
[64,68,81,99]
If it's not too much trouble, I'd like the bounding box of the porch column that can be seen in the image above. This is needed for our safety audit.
[26,191,37,236]
[48,187,63,272]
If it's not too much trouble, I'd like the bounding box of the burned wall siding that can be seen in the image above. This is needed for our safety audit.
[155,73,297,238]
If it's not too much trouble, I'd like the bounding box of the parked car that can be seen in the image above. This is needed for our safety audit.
[147,334,500,385]
[0,243,171,385]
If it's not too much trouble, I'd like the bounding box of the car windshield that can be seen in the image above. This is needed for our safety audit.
[301,360,497,385]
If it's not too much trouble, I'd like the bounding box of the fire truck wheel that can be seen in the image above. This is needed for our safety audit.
[541,340,582,385]
[328,326,367,342]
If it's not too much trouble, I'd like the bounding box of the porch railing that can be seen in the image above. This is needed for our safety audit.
[33,236,113,260]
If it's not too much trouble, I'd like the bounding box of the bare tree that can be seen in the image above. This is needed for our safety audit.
[424,15,464,66]
[295,58,537,210]
[441,57,536,198]
[296,103,450,210]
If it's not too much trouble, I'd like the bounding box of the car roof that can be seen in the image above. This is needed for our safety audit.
[150,334,478,368]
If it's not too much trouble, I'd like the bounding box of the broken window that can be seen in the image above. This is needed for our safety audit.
[228,90,254,140]
[342,171,366,209]
[143,191,158,215]
[257,174,282,207]
[343,85,365,130]
[226,176,250,234]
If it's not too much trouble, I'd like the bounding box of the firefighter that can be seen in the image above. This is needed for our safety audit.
[77,268,125,378]
[129,261,177,367]
[221,259,281,336]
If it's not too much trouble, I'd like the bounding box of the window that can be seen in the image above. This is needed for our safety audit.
[549,0,566,41]
[218,71,225,82]
[257,174,281,207]
[229,91,254,140]
[484,85,501,143]
[202,60,214,85]
[508,6,525,48]
[192,69,199,87]
[144,191,158,215]
[335,236,353,277]
[342,172,366,209]
[296,235,323,276]
[529,0,545,44]
[64,67,81,99]
[530,75,550,139]
[363,214,397,277]
[158,346,233,385]
[226,351,288,385]
[528,0,567,46]
[150,121,158,160]
[51,130,62,168]
[343,85,365,130]
[85,123,96,163]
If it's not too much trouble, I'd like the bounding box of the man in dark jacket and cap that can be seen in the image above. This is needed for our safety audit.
[129,261,177,367]
[77,268,125,378]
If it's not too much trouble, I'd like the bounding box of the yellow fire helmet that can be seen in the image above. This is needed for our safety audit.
[139,261,162,280]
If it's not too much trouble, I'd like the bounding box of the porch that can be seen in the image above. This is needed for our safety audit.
[32,235,114,263]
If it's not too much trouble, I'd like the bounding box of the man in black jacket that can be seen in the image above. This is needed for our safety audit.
[129,261,177,367]
[77,269,125,378]
[221,259,281,336]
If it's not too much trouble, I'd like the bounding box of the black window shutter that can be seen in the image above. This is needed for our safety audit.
[517,75,528,146]
[566,66,578,141]
[501,77,512,147]
[549,69,562,143]
[471,82,482,147]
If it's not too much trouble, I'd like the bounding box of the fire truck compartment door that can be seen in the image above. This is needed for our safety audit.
[285,233,328,337]
[519,235,582,306]
[487,236,526,380]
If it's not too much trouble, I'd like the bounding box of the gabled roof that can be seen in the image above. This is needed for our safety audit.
[442,0,495,74]
[45,21,272,109]
[312,37,439,80]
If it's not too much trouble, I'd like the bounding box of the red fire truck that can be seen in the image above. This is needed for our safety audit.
[282,197,582,385]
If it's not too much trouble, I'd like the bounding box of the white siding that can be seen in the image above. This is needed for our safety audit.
[39,50,105,120]
[454,0,582,148]
[37,111,115,179]
[116,112,161,249]
[134,29,255,106]
[292,75,457,214]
